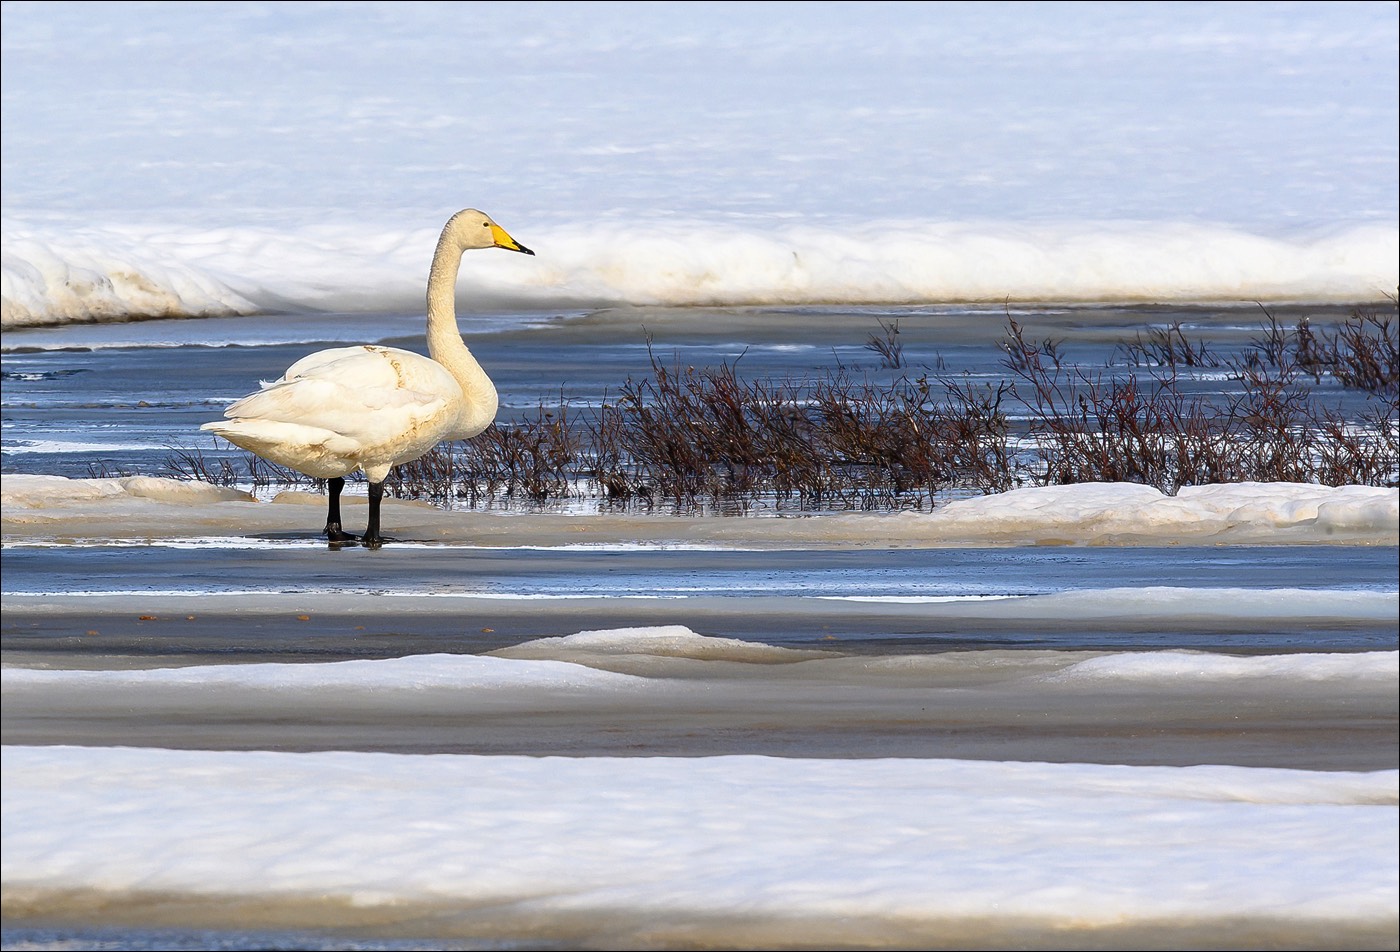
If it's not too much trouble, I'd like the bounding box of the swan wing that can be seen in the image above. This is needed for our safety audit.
[203,345,463,476]
[233,346,460,436]
[280,345,388,381]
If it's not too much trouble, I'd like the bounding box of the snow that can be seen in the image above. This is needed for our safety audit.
[3,745,1395,931]
[4,220,1396,327]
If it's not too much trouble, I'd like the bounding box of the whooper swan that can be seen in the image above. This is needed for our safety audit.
[202,208,533,548]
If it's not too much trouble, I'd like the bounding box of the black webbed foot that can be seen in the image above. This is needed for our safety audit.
[325,523,360,547]
[325,527,390,550]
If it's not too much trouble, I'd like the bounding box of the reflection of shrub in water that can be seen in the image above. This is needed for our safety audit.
[179,302,1399,512]
[1116,322,1221,369]
[864,318,905,370]
[1243,307,1398,397]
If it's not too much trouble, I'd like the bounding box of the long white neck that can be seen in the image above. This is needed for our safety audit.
[425,228,499,438]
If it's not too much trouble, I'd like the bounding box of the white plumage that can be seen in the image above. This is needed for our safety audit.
[203,208,533,547]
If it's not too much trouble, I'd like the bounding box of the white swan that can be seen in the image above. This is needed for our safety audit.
[202,208,533,548]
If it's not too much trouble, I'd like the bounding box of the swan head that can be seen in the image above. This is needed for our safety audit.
[445,208,534,256]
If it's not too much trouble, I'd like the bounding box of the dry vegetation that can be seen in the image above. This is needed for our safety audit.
[176,302,1399,512]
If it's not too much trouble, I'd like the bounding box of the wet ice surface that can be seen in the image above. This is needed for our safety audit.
[3,542,1397,655]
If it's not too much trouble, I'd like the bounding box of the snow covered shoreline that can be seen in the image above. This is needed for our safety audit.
[4,219,1397,328]
[3,473,1395,548]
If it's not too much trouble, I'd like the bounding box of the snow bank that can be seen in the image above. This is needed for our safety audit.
[2,746,1395,938]
[924,481,1400,544]
[4,221,1396,328]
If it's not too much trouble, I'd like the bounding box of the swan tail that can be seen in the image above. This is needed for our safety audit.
[200,419,360,478]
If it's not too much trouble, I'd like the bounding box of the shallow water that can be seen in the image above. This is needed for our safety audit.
[0,301,1376,480]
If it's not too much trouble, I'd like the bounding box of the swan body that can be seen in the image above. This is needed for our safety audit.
[202,208,533,547]
[207,342,477,484]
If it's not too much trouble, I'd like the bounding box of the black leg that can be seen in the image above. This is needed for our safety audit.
[363,481,385,550]
[324,477,358,543]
